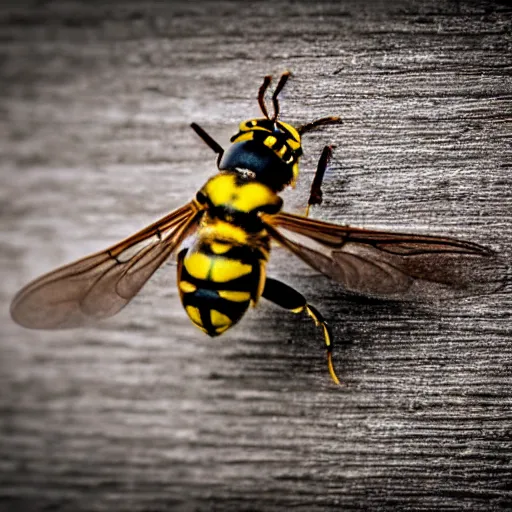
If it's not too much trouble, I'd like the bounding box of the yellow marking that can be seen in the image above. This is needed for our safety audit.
[184,252,211,280]
[258,246,270,261]
[211,310,232,327]
[210,242,231,254]
[219,290,251,302]
[277,145,288,157]
[204,174,279,213]
[291,306,304,314]
[179,281,197,294]
[306,306,321,327]
[290,162,300,186]
[238,121,253,132]
[304,304,340,385]
[233,183,277,212]
[327,352,341,385]
[238,121,272,133]
[185,306,202,326]
[232,132,254,143]
[322,325,331,347]
[263,135,277,148]
[215,325,231,334]
[205,220,248,245]
[278,121,301,145]
[210,258,252,283]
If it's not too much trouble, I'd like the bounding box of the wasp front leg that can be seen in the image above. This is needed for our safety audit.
[305,145,333,217]
[190,123,224,167]
[262,277,341,385]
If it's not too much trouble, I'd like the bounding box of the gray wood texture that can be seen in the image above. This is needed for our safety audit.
[1,1,511,510]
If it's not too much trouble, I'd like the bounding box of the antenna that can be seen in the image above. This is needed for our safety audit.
[257,71,292,121]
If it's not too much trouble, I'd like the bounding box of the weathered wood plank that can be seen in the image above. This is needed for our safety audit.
[1,1,511,511]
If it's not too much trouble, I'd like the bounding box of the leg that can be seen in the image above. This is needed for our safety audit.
[190,123,224,167]
[305,145,333,217]
[262,277,341,385]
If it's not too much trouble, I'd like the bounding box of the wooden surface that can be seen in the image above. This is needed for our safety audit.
[1,1,511,510]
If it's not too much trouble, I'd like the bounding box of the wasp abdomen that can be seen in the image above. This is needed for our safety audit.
[177,241,266,337]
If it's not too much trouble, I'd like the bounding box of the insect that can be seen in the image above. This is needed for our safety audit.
[11,72,501,385]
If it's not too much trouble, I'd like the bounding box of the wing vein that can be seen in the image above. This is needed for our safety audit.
[10,201,202,329]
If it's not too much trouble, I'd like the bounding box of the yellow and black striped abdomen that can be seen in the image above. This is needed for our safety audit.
[177,238,266,337]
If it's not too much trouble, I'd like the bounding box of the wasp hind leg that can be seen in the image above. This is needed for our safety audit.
[262,277,341,385]
[305,145,333,217]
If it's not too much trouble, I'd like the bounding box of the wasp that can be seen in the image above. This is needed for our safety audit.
[10,72,501,385]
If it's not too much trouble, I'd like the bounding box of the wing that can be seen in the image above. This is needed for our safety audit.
[11,202,203,329]
[262,211,506,300]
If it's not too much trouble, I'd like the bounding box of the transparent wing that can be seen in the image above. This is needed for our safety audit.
[11,202,202,329]
[262,211,506,300]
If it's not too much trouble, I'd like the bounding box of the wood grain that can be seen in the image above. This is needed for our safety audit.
[1,1,511,511]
